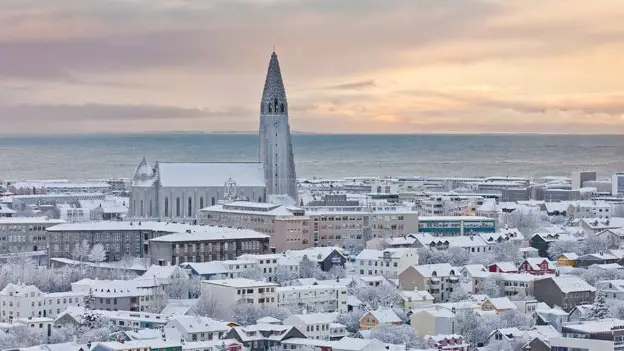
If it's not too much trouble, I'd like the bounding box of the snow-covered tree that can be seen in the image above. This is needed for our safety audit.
[0,325,41,349]
[238,266,264,281]
[299,255,317,279]
[83,288,99,328]
[448,283,470,302]
[274,265,299,285]
[480,340,516,351]
[581,235,609,255]
[491,241,523,263]
[483,278,502,298]
[417,248,449,264]
[72,239,91,263]
[500,206,544,235]
[231,303,291,326]
[547,240,581,260]
[351,284,400,310]
[369,324,421,348]
[587,291,610,320]
[193,294,221,317]
[88,243,107,263]
[497,309,535,329]
[335,310,364,334]
[448,247,471,266]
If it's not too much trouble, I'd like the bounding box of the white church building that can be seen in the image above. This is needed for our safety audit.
[129,52,297,222]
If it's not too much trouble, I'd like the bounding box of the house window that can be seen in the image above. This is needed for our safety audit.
[211,197,216,206]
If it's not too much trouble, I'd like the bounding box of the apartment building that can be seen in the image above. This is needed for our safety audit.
[305,202,418,248]
[276,284,347,313]
[418,216,496,236]
[567,200,612,219]
[180,260,259,280]
[71,278,166,312]
[354,248,419,278]
[0,283,83,322]
[0,217,65,255]
[201,279,278,310]
[198,201,311,252]
[238,253,300,283]
[149,228,270,265]
[399,263,462,302]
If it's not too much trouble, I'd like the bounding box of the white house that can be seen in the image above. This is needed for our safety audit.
[282,313,346,340]
[201,278,278,310]
[409,307,455,339]
[355,248,419,278]
[0,283,83,322]
[276,284,347,313]
[237,253,300,283]
[164,315,230,342]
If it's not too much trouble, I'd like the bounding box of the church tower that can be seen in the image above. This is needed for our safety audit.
[259,52,297,201]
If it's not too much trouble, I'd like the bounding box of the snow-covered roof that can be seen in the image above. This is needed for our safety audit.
[412,233,489,248]
[547,276,597,293]
[591,263,623,270]
[412,263,458,278]
[490,261,518,272]
[0,217,65,225]
[150,227,269,243]
[563,319,624,334]
[257,316,282,324]
[400,290,434,302]
[157,162,265,187]
[167,315,230,333]
[461,264,490,278]
[201,202,300,217]
[418,215,493,221]
[203,278,278,288]
[284,312,338,325]
[559,252,579,260]
[365,307,401,324]
[412,307,455,318]
[485,297,517,310]
[477,199,498,213]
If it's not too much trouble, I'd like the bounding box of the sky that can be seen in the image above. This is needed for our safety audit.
[0,0,623,135]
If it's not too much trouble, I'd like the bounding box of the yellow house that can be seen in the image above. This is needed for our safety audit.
[556,253,579,267]
[481,297,518,314]
[359,307,403,330]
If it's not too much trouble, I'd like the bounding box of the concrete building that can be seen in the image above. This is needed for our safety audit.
[259,52,298,201]
[149,227,270,265]
[305,204,418,248]
[399,263,461,302]
[572,171,597,190]
[418,216,496,236]
[237,253,300,283]
[180,260,259,280]
[130,160,267,222]
[0,217,65,257]
[71,278,167,312]
[613,173,624,196]
[354,248,419,278]
[201,278,278,310]
[198,201,311,251]
[567,200,612,219]
[276,284,347,313]
[0,284,83,322]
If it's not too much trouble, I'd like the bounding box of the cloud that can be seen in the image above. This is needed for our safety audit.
[329,80,376,90]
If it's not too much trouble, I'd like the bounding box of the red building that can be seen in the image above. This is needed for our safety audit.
[517,258,555,275]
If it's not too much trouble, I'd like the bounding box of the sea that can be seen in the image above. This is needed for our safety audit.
[0,133,623,181]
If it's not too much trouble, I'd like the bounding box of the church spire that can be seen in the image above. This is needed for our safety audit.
[261,51,287,114]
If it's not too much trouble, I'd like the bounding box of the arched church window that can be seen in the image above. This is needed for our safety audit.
[274,98,278,108]
[149,200,152,217]
[176,197,180,217]
[200,197,204,209]
[211,197,216,206]
[140,200,143,217]
[268,103,273,113]
[188,197,192,217]
[280,103,284,113]
[258,196,262,203]
[164,197,169,217]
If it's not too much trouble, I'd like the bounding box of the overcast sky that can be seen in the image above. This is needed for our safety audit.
[1,0,623,134]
